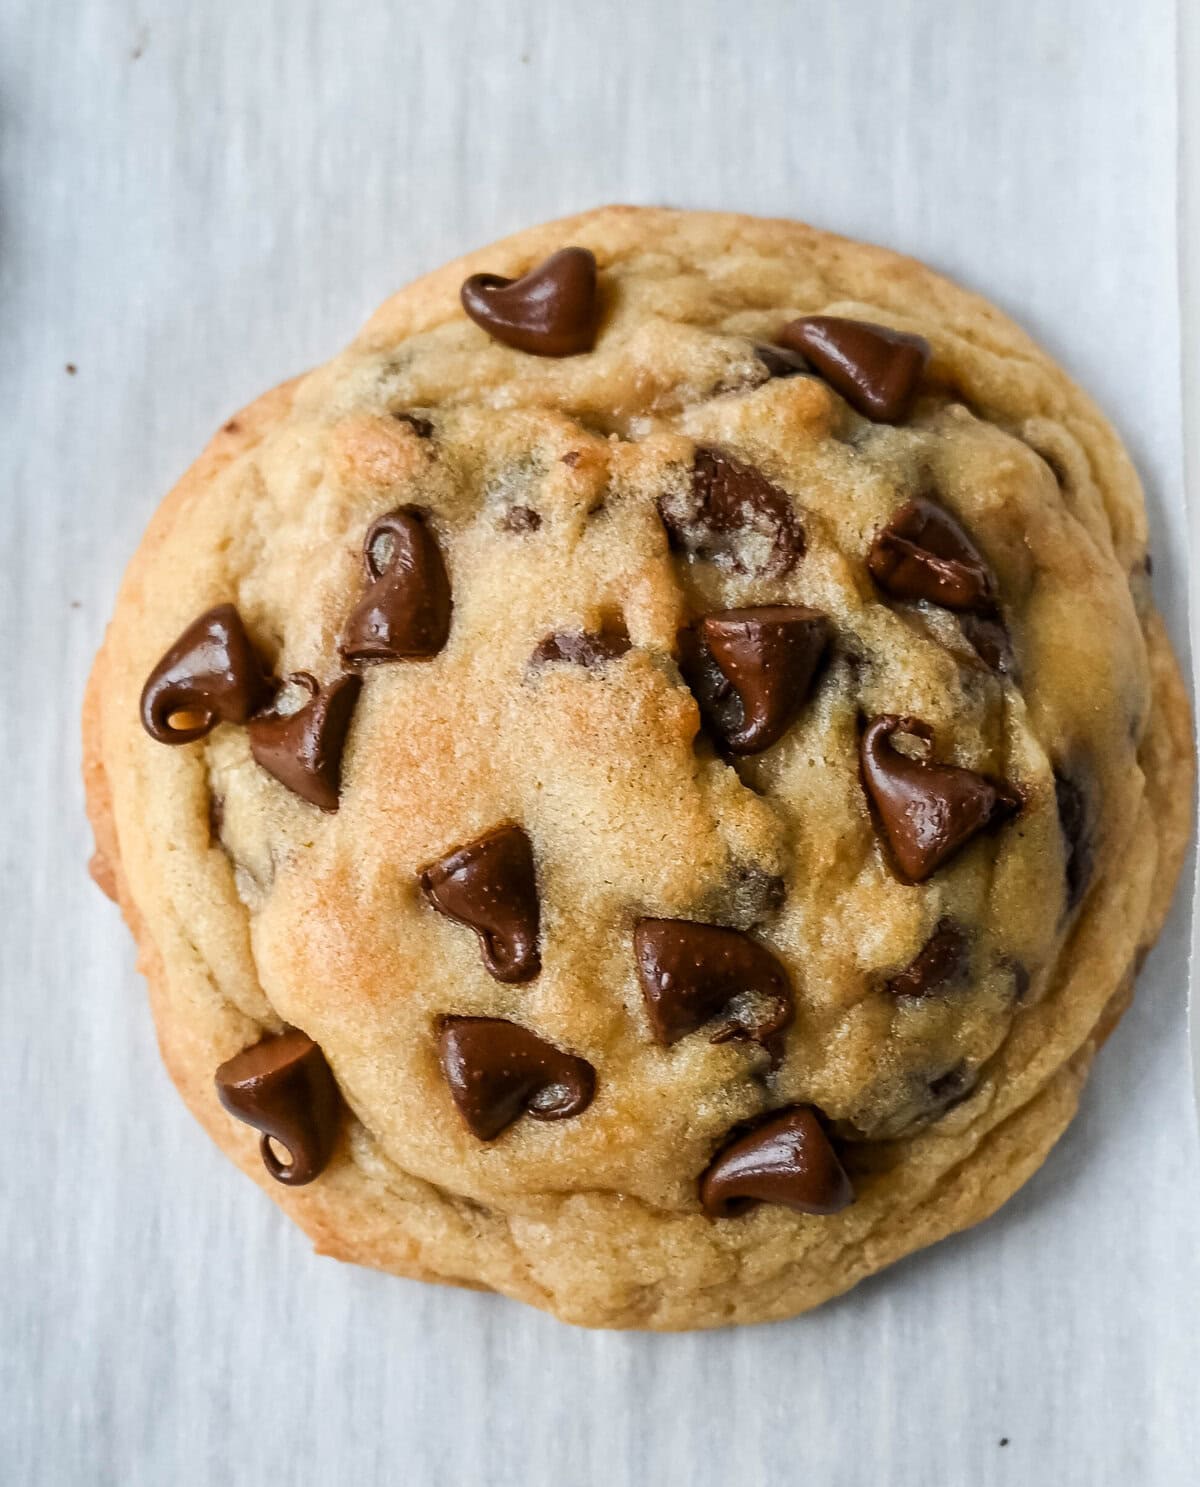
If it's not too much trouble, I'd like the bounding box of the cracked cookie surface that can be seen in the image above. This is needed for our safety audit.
[83,207,1193,1329]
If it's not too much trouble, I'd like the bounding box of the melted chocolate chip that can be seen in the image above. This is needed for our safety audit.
[438,1016,595,1141]
[502,505,542,533]
[658,447,804,578]
[140,603,267,744]
[679,605,830,754]
[214,1029,340,1186]
[926,1064,977,1113]
[777,316,930,423]
[699,1107,853,1219]
[959,611,1014,674]
[247,672,362,812]
[460,246,599,357]
[867,498,993,611]
[860,715,1021,883]
[868,498,1013,671]
[885,919,969,998]
[753,342,810,378]
[420,825,541,982]
[634,918,792,1054]
[1054,768,1093,911]
[530,621,631,669]
[339,507,451,663]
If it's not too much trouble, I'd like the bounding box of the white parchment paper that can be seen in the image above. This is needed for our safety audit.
[2,2,1196,1483]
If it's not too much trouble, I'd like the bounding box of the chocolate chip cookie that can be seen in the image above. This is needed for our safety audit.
[83,207,1194,1330]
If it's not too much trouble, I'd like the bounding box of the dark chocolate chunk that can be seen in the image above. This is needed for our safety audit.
[867,498,993,611]
[679,605,829,754]
[247,672,362,812]
[339,507,451,663]
[885,919,969,998]
[214,1029,340,1186]
[777,316,930,423]
[461,247,598,357]
[634,918,792,1053]
[438,1016,595,1141]
[1053,768,1093,911]
[658,447,804,578]
[860,715,1021,883]
[420,825,541,982]
[699,1106,853,1219]
[140,603,267,744]
[530,621,631,669]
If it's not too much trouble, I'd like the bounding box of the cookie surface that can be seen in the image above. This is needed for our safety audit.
[83,206,1193,1329]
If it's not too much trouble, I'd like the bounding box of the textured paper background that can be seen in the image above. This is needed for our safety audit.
[2,2,1197,1483]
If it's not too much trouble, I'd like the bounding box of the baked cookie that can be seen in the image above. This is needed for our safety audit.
[83,207,1193,1330]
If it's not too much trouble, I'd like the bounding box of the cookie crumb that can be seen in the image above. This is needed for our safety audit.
[999,1438,1009,1448]
[65,363,77,375]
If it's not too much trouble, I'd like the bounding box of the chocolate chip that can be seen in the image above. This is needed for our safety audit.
[1054,768,1093,911]
[752,342,810,378]
[461,246,599,357]
[140,603,268,744]
[530,621,630,669]
[393,411,433,438]
[679,605,829,754]
[699,1106,853,1219]
[438,1016,595,1140]
[561,450,582,467]
[777,316,930,423]
[860,715,1021,883]
[634,918,792,1054]
[247,672,362,812]
[959,611,1014,674]
[926,1063,976,1112]
[885,919,969,998]
[658,447,804,578]
[502,505,542,533]
[420,825,541,982]
[867,497,1013,671]
[339,507,451,663]
[214,1029,340,1186]
[867,498,993,611]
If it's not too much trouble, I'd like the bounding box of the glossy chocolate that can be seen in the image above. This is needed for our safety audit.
[885,919,969,998]
[867,498,993,611]
[680,605,829,754]
[339,507,452,663]
[140,602,267,744]
[420,824,541,982]
[634,918,792,1052]
[860,715,1020,883]
[699,1106,853,1219]
[777,315,930,423]
[460,246,599,357]
[658,446,804,578]
[438,1016,595,1141]
[531,622,631,668]
[214,1029,340,1186]
[247,672,362,812]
